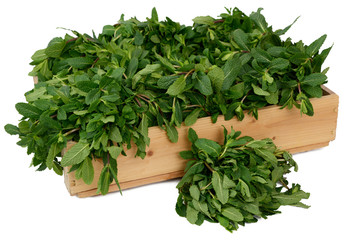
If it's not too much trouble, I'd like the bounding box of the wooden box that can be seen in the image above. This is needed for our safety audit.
[63,86,338,197]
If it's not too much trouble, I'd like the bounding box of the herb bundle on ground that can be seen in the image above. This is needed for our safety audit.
[176,127,310,232]
[4,7,329,194]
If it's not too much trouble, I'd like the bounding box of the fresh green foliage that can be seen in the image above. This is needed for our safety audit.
[176,128,310,232]
[5,7,329,195]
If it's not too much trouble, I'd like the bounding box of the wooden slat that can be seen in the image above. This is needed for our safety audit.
[64,86,339,197]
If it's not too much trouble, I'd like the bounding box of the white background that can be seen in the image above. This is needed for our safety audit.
[1,0,352,239]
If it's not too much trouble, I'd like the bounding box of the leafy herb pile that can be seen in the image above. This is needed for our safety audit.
[4,7,329,195]
[176,127,309,232]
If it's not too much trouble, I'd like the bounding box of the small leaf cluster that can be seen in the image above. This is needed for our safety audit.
[176,128,309,232]
[5,7,329,194]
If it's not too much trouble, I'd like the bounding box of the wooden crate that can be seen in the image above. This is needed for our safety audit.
[63,86,339,197]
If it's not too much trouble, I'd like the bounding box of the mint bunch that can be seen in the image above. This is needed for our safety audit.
[176,127,309,232]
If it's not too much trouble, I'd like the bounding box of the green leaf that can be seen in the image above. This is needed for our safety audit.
[252,83,270,96]
[184,108,201,126]
[109,164,122,195]
[102,25,115,36]
[289,52,310,65]
[151,7,159,22]
[186,205,199,224]
[223,175,236,189]
[45,37,66,58]
[192,199,211,218]
[273,190,310,205]
[207,66,224,92]
[166,76,185,96]
[250,8,268,33]
[155,54,175,73]
[306,34,327,56]
[179,150,194,159]
[229,82,244,100]
[193,16,214,25]
[109,126,122,143]
[302,85,323,98]
[222,55,242,91]
[188,128,198,144]
[46,143,61,169]
[190,185,200,201]
[221,207,244,222]
[31,49,47,62]
[212,172,229,204]
[4,124,20,135]
[157,75,178,89]
[232,29,250,51]
[97,166,111,195]
[265,91,279,104]
[275,16,300,36]
[135,64,161,76]
[195,138,221,157]
[25,87,47,102]
[239,179,251,198]
[269,58,290,72]
[85,88,101,105]
[301,73,327,86]
[61,141,90,167]
[134,30,144,46]
[195,73,213,96]
[67,57,94,69]
[165,121,178,143]
[272,167,284,183]
[99,76,114,89]
[243,203,261,216]
[101,115,115,123]
[107,146,123,159]
[15,102,42,118]
[254,148,277,166]
[176,162,204,188]
[127,57,139,78]
[81,157,94,185]
[251,48,272,64]
[57,108,67,120]
[138,113,150,145]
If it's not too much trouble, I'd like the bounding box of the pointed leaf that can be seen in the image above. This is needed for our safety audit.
[212,172,229,204]
[61,141,90,166]
[221,207,244,222]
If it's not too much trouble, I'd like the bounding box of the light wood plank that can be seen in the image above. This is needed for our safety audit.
[64,86,339,197]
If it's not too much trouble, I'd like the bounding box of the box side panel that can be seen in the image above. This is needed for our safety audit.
[66,88,339,197]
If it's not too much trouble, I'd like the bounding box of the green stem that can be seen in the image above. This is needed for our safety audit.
[204,162,215,172]
[63,128,80,136]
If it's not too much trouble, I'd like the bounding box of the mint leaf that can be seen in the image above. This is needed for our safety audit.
[107,146,123,159]
[15,103,42,118]
[45,37,66,58]
[250,8,268,33]
[67,57,94,69]
[4,124,20,135]
[185,108,202,126]
[195,73,213,95]
[195,138,221,157]
[221,207,244,222]
[252,83,270,96]
[166,76,185,96]
[212,172,229,204]
[232,29,250,51]
[306,34,327,56]
[301,73,327,86]
[81,157,94,185]
[61,141,90,166]
[222,55,242,91]
[193,16,214,25]
[207,66,224,92]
